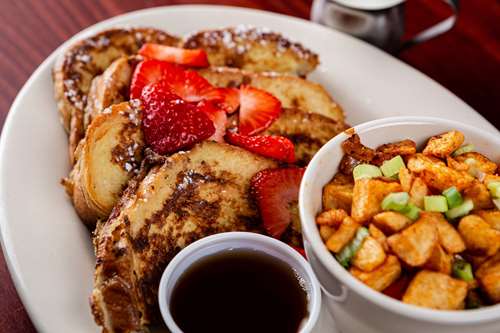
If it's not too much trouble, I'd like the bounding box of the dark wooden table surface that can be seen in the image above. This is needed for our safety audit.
[0,0,498,331]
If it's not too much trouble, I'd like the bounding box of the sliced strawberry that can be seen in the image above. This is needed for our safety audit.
[251,168,305,238]
[141,81,214,154]
[139,43,209,67]
[212,87,240,114]
[225,132,295,163]
[238,85,281,136]
[130,59,171,99]
[197,100,228,143]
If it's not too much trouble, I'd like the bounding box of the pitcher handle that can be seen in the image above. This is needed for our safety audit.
[399,0,459,51]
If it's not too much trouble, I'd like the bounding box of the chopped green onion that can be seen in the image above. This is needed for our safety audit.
[335,227,369,268]
[452,257,474,282]
[452,144,474,157]
[442,186,463,209]
[493,198,500,210]
[381,192,410,212]
[380,155,405,178]
[487,181,500,198]
[424,195,448,212]
[402,203,421,221]
[445,199,474,220]
[353,164,382,181]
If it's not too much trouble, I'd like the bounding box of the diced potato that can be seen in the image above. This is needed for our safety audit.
[423,244,452,274]
[477,210,500,231]
[399,167,414,192]
[464,181,494,210]
[372,211,413,234]
[476,252,500,302]
[322,182,353,213]
[372,140,417,165]
[455,152,498,175]
[446,156,469,171]
[402,270,467,310]
[387,218,437,266]
[319,225,335,241]
[484,174,500,185]
[350,255,401,291]
[421,211,465,254]
[352,236,387,272]
[458,215,500,256]
[422,130,464,158]
[326,217,359,253]
[351,178,402,223]
[316,209,348,227]
[407,154,474,191]
[409,177,429,209]
[341,134,375,163]
[369,223,389,251]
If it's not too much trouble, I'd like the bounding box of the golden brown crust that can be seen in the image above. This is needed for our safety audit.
[91,142,277,332]
[184,26,319,76]
[53,28,179,164]
[66,101,144,228]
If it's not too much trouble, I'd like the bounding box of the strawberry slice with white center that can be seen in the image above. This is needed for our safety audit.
[225,131,295,163]
[139,43,209,67]
[197,100,228,143]
[238,85,282,136]
[251,168,305,238]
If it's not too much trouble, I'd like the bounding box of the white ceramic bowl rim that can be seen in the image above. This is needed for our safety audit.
[158,232,322,333]
[300,116,500,324]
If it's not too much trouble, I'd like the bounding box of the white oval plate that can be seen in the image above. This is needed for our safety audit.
[0,5,497,333]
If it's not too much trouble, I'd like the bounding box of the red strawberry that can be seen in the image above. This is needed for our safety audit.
[139,43,209,67]
[238,85,282,135]
[225,132,295,163]
[251,168,305,238]
[197,100,228,143]
[141,81,214,154]
[130,59,171,99]
[213,87,240,114]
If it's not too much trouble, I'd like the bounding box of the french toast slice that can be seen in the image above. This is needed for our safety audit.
[198,66,344,123]
[53,28,179,164]
[183,26,319,76]
[63,101,144,227]
[91,141,277,332]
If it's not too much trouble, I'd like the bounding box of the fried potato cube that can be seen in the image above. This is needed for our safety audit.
[424,244,452,274]
[350,255,401,291]
[477,210,500,231]
[464,181,494,210]
[422,211,465,254]
[322,182,353,213]
[369,223,389,251]
[408,177,429,209]
[402,270,467,310]
[422,130,464,158]
[455,152,498,174]
[408,154,475,191]
[446,156,469,171]
[351,178,402,223]
[373,211,413,234]
[387,218,437,266]
[476,252,500,302]
[484,174,500,185]
[458,215,500,256]
[399,167,414,193]
[341,134,375,163]
[372,140,417,165]
[319,225,335,241]
[316,208,348,227]
[352,236,387,272]
[326,217,359,253]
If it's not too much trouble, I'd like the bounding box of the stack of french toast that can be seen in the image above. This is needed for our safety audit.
[53,26,347,333]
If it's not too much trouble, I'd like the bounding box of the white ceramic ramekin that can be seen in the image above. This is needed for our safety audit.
[299,116,500,333]
[158,232,322,333]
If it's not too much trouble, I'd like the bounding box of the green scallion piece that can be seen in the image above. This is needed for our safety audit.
[424,195,448,212]
[452,144,474,157]
[452,258,474,282]
[380,155,405,178]
[381,192,410,212]
[335,227,369,268]
[487,181,500,198]
[402,203,421,221]
[353,164,382,181]
[445,199,474,220]
[442,186,463,209]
